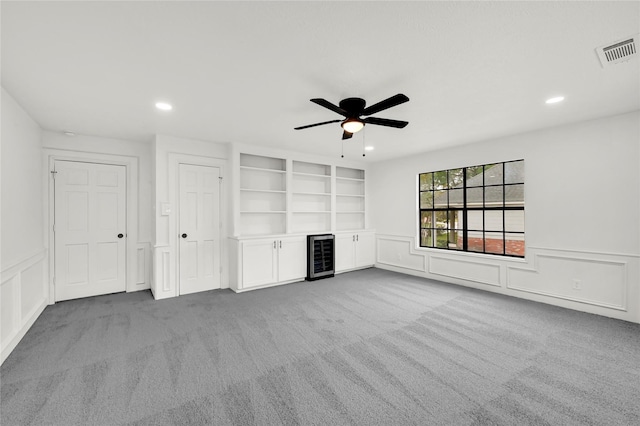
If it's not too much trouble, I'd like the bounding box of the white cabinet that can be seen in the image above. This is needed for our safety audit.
[335,231,375,272]
[239,236,306,291]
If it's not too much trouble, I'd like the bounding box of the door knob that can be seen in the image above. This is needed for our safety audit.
[181,233,187,238]
[117,233,124,238]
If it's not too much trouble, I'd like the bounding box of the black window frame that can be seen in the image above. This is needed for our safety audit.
[418,160,525,258]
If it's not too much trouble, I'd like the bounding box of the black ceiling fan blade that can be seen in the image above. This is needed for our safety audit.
[342,130,353,140]
[294,119,342,130]
[363,117,409,128]
[311,98,348,117]
[361,94,409,116]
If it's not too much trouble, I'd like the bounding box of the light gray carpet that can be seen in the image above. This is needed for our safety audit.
[1,268,639,425]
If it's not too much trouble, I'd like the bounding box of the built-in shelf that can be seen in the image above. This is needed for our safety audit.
[240,188,286,193]
[240,154,287,235]
[238,156,365,236]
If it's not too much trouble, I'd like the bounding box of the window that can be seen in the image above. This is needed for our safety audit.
[419,160,524,257]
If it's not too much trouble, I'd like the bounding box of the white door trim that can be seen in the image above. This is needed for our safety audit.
[168,153,228,295]
[44,150,139,305]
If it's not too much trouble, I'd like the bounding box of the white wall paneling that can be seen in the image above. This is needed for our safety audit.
[374,234,640,323]
[152,245,172,299]
[376,235,426,272]
[1,249,48,364]
[507,249,629,311]
[430,256,501,287]
[136,242,151,289]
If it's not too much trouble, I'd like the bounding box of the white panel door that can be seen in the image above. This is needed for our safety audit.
[54,161,126,301]
[278,237,306,282]
[179,164,221,295]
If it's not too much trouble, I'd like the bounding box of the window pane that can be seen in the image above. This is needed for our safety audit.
[505,233,525,256]
[448,189,464,208]
[433,190,448,208]
[420,191,433,208]
[448,229,463,250]
[466,165,484,187]
[434,171,448,189]
[484,163,502,186]
[485,232,504,254]
[449,168,464,188]
[435,229,449,248]
[505,210,525,232]
[420,229,434,247]
[419,173,433,191]
[485,210,503,231]
[420,211,433,228]
[467,210,483,231]
[449,210,464,230]
[435,211,448,228]
[484,186,503,207]
[505,184,524,206]
[466,187,483,208]
[505,160,524,184]
[466,231,484,252]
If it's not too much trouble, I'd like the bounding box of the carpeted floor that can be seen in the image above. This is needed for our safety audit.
[1,268,639,425]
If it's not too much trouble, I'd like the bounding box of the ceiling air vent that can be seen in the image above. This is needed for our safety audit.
[596,35,638,68]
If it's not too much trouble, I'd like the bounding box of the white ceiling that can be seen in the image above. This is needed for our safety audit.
[2,1,639,162]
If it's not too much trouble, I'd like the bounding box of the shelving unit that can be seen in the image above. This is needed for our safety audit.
[239,154,287,235]
[291,161,331,234]
[336,166,365,231]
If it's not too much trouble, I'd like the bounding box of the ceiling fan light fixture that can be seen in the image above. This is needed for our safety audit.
[341,118,364,133]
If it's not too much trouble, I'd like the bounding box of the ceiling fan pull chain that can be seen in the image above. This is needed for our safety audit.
[362,127,366,157]
[341,139,344,158]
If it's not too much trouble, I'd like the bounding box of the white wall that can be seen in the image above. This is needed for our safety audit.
[1,88,48,364]
[41,131,154,294]
[370,111,640,323]
[152,134,230,299]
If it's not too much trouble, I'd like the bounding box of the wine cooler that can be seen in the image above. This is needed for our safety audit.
[306,234,335,281]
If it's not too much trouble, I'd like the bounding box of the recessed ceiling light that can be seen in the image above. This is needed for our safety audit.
[545,96,565,104]
[364,146,374,151]
[155,102,173,111]
[63,131,75,136]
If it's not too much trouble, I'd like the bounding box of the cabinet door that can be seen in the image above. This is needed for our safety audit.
[355,232,375,268]
[278,237,307,282]
[241,239,277,288]
[334,233,356,272]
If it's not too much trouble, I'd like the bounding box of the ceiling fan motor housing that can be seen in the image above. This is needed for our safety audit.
[339,97,366,116]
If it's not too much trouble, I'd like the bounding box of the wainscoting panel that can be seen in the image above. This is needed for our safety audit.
[152,246,174,299]
[376,236,425,272]
[374,234,639,323]
[135,242,151,290]
[1,249,48,365]
[508,254,627,310]
[430,255,501,287]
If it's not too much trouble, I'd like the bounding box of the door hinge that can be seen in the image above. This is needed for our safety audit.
[53,224,56,232]
[51,170,57,179]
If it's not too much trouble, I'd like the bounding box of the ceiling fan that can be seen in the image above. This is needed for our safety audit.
[294,94,409,140]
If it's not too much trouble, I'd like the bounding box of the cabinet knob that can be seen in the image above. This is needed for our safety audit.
[181,233,188,238]
[117,233,124,239]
